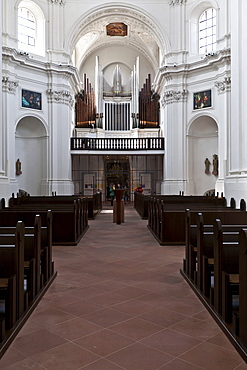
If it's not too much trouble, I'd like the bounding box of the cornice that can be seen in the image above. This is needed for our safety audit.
[153,48,231,94]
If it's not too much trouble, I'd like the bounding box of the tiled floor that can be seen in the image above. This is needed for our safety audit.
[0,204,246,369]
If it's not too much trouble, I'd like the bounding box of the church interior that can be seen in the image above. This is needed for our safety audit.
[1,0,247,368]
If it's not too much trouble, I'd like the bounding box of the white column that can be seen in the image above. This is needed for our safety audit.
[167,1,187,65]
[0,0,3,175]
[161,89,188,195]
[224,0,247,204]
[47,0,67,63]
[44,86,74,195]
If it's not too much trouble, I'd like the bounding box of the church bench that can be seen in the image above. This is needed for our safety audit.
[196,214,244,296]
[184,208,247,279]
[213,219,240,321]
[238,229,247,348]
[0,211,53,279]
[0,215,49,301]
[151,204,232,245]
[9,192,99,221]
[9,196,89,243]
[0,234,35,304]
[8,200,80,227]
[147,195,234,245]
[0,206,82,245]
[0,221,25,331]
[136,193,227,219]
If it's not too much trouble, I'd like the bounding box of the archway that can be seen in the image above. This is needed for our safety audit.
[187,115,218,195]
[15,116,47,195]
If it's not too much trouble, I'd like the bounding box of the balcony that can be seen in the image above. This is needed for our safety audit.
[71,137,164,152]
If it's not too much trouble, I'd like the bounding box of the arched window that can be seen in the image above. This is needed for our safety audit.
[199,8,216,54]
[18,1,45,56]
[18,7,36,47]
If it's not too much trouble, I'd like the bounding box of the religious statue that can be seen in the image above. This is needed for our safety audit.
[16,158,22,175]
[204,158,211,174]
[212,154,218,176]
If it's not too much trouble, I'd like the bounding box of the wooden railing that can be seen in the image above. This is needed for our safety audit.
[71,137,164,151]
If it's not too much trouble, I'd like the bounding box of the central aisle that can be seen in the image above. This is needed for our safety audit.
[0,205,245,369]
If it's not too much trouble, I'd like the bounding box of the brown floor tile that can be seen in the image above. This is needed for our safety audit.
[180,341,244,369]
[74,328,134,356]
[0,348,26,369]
[81,358,126,369]
[109,317,164,341]
[112,298,154,316]
[58,298,103,317]
[139,306,189,328]
[48,317,102,341]
[82,307,131,328]
[0,358,48,369]
[169,316,221,340]
[140,328,202,356]
[159,358,205,369]
[11,329,67,357]
[106,342,174,370]
[31,342,100,369]
[27,306,75,328]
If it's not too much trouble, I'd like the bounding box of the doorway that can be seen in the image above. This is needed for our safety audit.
[105,156,130,200]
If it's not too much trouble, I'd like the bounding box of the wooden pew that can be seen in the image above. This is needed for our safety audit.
[239,229,247,348]
[0,205,80,245]
[136,193,227,220]
[196,215,242,297]
[181,215,247,363]
[0,215,43,301]
[147,195,233,246]
[214,219,240,321]
[0,221,25,330]
[184,208,247,280]
[0,211,53,281]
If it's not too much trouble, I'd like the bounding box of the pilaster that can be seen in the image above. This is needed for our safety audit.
[47,0,68,63]
[224,0,247,203]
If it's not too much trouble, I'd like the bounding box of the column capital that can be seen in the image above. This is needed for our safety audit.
[48,0,66,5]
[169,0,186,6]
[2,76,19,94]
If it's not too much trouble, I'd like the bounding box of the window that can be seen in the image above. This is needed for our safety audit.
[18,1,45,56]
[18,7,36,48]
[199,8,216,54]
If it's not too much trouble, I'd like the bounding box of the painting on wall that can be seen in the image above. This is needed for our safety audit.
[193,90,211,110]
[22,89,42,110]
[106,23,128,36]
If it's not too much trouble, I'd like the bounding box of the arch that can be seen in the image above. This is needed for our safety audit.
[65,3,170,71]
[15,112,48,135]
[188,0,219,56]
[15,116,48,195]
[187,114,218,195]
[17,0,46,56]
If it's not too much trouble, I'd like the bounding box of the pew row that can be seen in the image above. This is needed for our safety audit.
[0,216,57,359]
[148,202,238,246]
[8,192,102,220]
[0,199,88,245]
[181,217,247,363]
[0,221,24,332]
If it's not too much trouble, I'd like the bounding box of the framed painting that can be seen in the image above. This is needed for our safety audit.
[22,89,42,110]
[106,23,127,36]
[193,90,211,110]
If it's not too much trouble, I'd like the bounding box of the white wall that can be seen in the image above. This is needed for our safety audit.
[80,45,155,89]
